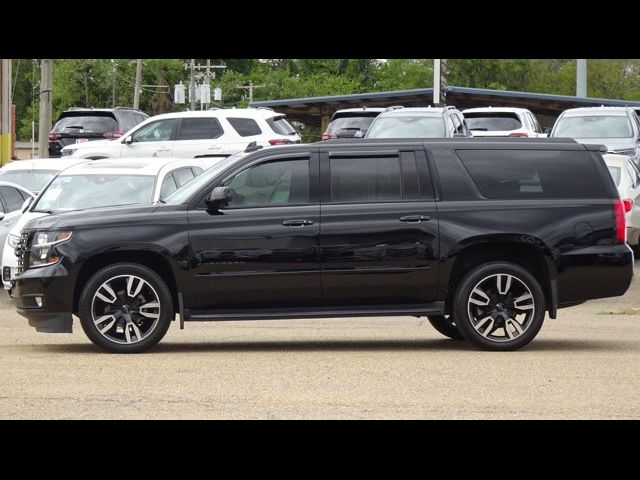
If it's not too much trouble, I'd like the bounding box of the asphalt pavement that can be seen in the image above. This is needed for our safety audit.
[1,266,639,419]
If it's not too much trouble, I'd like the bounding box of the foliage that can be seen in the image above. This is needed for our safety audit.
[10,59,640,141]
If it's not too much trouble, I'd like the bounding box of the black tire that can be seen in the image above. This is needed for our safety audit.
[78,263,174,353]
[426,315,464,340]
[452,261,545,351]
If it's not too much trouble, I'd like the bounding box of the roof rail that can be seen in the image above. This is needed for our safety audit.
[384,105,404,112]
[444,105,457,110]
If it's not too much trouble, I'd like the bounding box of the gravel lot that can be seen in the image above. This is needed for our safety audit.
[1,264,639,419]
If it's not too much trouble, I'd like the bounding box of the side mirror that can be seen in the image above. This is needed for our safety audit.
[354,130,365,139]
[453,132,467,138]
[125,135,133,145]
[543,127,552,135]
[21,196,34,214]
[205,187,233,212]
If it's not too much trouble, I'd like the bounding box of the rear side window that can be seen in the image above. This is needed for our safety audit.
[329,156,402,202]
[173,167,196,188]
[266,116,297,135]
[457,149,610,199]
[178,118,223,140]
[0,186,25,212]
[327,115,378,133]
[227,118,262,137]
[608,166,621,186]
[464,112,522,131]
[52,115,117,134]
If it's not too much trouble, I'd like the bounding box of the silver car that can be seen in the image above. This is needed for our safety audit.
[551,106,640,166]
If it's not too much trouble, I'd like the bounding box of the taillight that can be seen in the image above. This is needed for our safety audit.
[104,130,124,139]
[623,198,633,213]
[614,198,626,244]
[322,132,331,141]
[508,132,529,137]
[48,132,61,141]
[268,139,291,146]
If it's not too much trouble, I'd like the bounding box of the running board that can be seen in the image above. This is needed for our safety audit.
[185,302,445,321]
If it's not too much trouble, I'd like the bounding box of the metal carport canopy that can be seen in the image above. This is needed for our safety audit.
[251,86,640,128]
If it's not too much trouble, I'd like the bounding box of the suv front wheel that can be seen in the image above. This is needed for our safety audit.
[453,262,545,351]
[78,263,174,353]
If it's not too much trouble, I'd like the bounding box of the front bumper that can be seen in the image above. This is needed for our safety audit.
[10,263,74,333]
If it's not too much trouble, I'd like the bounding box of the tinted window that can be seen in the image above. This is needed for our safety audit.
[367,116,445,138]
[178,118,223,140]
[160,174,178,199]
[173,167,196,187]
[117,111,144,132]
[0,169,58,192]
[227,118,262,137]
[464,112,523,131]
[223,159,309,207]
[0,186,25,212]
[267,116,297,135]
[457,149,610,199]
[330,156,402,202]
[132,119,177,142]
[553,115,633,138]
[52,114,118,134]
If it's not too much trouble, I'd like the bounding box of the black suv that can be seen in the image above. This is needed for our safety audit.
[11,138,633,352]
[48,107,148,157]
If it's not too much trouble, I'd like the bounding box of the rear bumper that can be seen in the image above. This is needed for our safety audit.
[10,264,74,333]
[557,243,634,304]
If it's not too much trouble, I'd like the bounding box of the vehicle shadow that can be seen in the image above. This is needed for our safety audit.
[20,337,639,354]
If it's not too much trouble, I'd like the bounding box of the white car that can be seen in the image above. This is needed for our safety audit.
[462,107,547,138]
[60,108,301,160]
[603,153,640,245]
[0,158,89,259]
[1,157,214,289]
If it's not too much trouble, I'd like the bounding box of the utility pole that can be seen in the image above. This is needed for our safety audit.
[433,59,441,107]
[189,59,196,110]
[236,80,265,105]
[133,59,142,109]
[1,59,11,165]
[38,59,52,159]
[204,59,211,110]
[577,59,587,97]
[111,60,116,108]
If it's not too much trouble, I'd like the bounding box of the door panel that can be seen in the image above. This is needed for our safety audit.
[186,153,321,310]
[120,118,177,158]
[319,148,439,306]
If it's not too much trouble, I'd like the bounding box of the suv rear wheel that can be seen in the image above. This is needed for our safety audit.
[78,263,174,353]
[426,315,464,340]
[453,262,545,351]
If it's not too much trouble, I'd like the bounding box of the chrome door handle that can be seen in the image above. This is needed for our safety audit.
[282,219,314,227]
[399,215,431,223]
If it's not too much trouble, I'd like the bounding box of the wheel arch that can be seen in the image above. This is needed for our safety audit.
[441,235,558,318]
[73,250,179,315]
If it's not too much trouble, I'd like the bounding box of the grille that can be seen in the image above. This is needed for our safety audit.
[15,231,30,275]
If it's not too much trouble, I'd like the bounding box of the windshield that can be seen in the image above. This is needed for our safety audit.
[0,169,58,192]
[33,174,155,214]
[165,152,249,205]
[367,116,445,138]
[553,115,633,139]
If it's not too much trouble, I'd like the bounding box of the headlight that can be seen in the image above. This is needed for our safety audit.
[62,148,77,157]
[7,234,19,249]
[28,230,73,268]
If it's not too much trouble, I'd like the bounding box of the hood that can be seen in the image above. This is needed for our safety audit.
[24,204,166,231]
[571,137,636,152]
